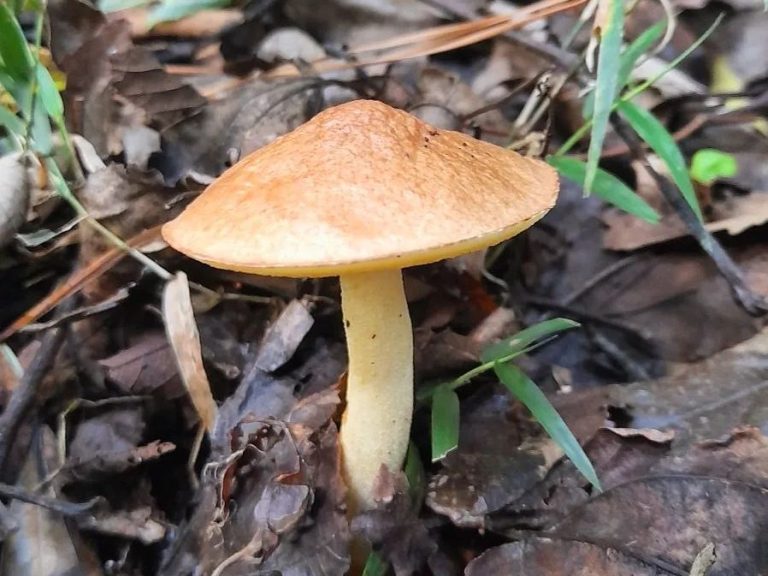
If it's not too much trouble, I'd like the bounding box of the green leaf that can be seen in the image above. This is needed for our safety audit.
[35,64,63,120]
[0,4,32,81]
[494,363,601,490]
[98,0,152,12]
[690,148,738,185]
[362,551,389,576]
[147,0,230,26]
[482,318,581,364]
[431,386,461,462]
[617,99,702,220]
[404,442,426,511]
[584,0,625,194]
[548,156,660,223]
[29,95,52,154]
[0,105,24,136]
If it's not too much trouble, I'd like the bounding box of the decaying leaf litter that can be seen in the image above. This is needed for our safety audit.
[2,0,768,574]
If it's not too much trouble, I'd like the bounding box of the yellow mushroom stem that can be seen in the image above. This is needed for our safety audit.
[339,268,414,514]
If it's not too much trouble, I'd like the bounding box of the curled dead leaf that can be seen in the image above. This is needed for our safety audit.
[163,273,217,431]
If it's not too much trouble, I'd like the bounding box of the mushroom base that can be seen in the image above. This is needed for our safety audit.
[339,269,414,514]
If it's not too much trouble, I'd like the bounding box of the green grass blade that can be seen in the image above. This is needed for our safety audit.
[147,0,230,25]
[481,318,580,364]
[0,4,32,81]
[584,0,625,195]
[494,362,601,490]
[617,99,702,220]
[583,20,665,119]
[548,155,660,223]
[616,21,665,91]
[404,442,426,511]
[99,0,153,12]
[558,16,721,158]
[35,64,63,120]
[362,551,389,576]
[0,105,24,135]
[30,95,52,154]
[431,386,461,462]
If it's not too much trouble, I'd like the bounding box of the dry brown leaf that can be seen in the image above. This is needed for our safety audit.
[98,332,184,398]
[466,539,662,575]
[427,385,608,529]
[162,272,217,431]
[48,0,205,157]
[603,191,768,251]
[1,433,81,576]
[483,427,768,575]
[266,0,587,78]
[253,299,314,373]
[0,226,162,342]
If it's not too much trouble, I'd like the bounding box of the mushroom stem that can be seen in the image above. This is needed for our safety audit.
[339,269,414,514]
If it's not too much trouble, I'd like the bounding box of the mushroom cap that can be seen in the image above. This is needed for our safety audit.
[162,99,559,277]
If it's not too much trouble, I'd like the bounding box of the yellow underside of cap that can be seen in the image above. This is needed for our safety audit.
[189,212,544,277]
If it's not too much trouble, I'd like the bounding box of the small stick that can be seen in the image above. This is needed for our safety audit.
[0,302,72,479]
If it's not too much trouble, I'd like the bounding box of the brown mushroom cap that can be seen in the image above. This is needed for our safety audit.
[162,99,559,277]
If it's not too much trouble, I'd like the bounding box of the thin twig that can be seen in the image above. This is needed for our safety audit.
[0,481,102,517]
[0,301,73,479]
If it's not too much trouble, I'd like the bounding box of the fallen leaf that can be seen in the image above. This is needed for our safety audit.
[611,327,768,451]
[0,153,29,250]
[48,0,205,157]
[159,78,317,182]
[99,332,186,399]
[426,384,608,529]
[77,506,166,545]
[116,7,243,38]
[253,299,314,373]
[1,435,80,576]
[258,425,350,576]
[163,272,218,431]
[283,0,442,46]
[62,440,176,484]
[76,165,170,309]
[352,469,436,576]
[465,539,662,575]
[603,190,768,251]
[256,27,327,65]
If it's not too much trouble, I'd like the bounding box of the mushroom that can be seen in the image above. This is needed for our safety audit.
[162,99,559,514]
